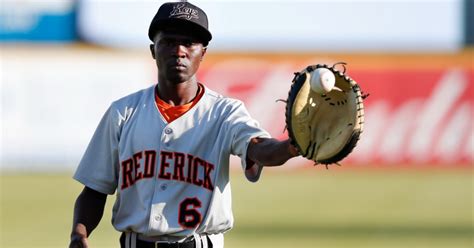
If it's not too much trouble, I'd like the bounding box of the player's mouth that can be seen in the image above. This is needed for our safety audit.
[168,61,187,70]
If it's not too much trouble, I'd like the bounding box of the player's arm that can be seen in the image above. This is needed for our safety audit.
[247,137,299,167]
[69,186,107,248]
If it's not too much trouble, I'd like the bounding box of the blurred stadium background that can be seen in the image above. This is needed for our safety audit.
[0,0,472,247]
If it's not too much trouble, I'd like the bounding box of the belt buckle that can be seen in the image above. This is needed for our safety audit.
[155,241,181,248]
[154,241,171,248]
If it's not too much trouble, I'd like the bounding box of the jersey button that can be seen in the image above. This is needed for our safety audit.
[164,128,173,134]
[160,183,168,191]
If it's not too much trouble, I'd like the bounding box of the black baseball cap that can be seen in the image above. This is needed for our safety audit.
[148,1,212,45]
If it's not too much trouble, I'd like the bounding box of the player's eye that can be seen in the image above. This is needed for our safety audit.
[158,38,171,47]
[180,39,198,47]
[158,38,199,48]
[183,41,192,47]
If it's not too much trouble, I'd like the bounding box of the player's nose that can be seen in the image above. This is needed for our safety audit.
[172,44,187,58]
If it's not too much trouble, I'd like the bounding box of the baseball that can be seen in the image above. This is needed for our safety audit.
[310,68,336,94]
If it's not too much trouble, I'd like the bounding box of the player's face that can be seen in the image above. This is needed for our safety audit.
[151,30,207,84]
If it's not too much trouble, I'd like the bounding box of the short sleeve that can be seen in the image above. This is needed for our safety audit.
[73,106,120,194]
[227,101,271,182]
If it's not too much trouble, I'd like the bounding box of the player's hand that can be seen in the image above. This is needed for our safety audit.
[287,139,299,157]
[69,235,88,248]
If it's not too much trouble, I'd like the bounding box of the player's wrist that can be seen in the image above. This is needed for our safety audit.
[69,235,88,248]
[285,139,299,157]
[71,223,88,239]
[70,233,87,239]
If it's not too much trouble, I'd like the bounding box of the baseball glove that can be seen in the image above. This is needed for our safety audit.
[285,63,366,166]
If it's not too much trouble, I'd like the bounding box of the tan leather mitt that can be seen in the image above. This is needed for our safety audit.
[285,63,366,165]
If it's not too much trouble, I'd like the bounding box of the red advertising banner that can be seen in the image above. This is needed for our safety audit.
[198,52,473,167]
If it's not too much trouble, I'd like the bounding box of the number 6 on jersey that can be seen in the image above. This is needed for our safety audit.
[179,198,202,229]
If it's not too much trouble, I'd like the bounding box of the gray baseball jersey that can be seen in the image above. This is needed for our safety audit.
[74,84,270,239]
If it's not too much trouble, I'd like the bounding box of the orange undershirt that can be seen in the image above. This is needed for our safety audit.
[155,84,204,123]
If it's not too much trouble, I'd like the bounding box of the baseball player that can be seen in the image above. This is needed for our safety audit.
[69,2,298,248]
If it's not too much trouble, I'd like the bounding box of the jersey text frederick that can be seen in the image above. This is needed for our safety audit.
[74,84,270,237]
[120,150,215,191]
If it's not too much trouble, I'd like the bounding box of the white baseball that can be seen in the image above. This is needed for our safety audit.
[310,68,335,94]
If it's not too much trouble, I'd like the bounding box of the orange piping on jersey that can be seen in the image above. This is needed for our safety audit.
[155,84,205,123]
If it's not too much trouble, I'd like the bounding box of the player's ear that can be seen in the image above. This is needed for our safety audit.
[150,44,156,59]
[200,47,207,61]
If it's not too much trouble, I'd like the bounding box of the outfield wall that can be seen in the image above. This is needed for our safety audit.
[1,47,473,170]
[199,52,473,167]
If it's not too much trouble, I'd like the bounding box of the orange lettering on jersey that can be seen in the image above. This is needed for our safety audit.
[121,151,157,189]
[186,154,194,184]
[159,151,173,179]
[192,157,205,187]
[121,157,134,190]
[133,152,143,181]
[173,152,186,182]
[143,150,156,178]
[203,162,214,190]
[119,150,215,191]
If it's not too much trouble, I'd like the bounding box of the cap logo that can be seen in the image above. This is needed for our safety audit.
[169,3,199,21]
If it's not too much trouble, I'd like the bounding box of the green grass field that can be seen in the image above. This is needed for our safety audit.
[0,169,472,248]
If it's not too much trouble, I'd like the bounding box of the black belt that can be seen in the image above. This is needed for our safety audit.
[120,233,196,248]
[136,239,195,248]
